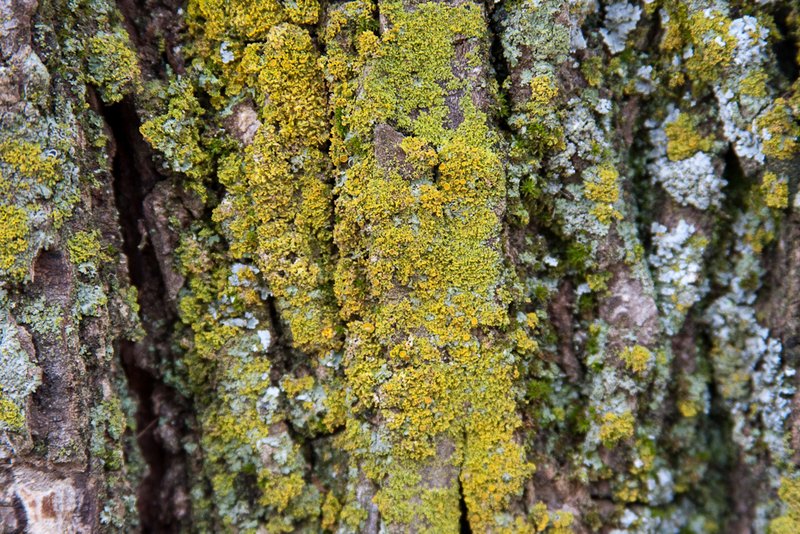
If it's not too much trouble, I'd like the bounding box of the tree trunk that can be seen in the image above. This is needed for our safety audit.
[1,0,800,532]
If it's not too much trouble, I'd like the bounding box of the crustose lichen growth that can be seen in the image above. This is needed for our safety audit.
[2,0,800,531]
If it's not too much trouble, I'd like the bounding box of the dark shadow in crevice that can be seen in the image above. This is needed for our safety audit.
[100,94,192,533]
[458,482,472,534]
[772,6,799,82]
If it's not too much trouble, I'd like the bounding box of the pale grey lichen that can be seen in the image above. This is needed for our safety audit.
[650,152,725,210]
[0,300,40,442]
[649,220,708,335]
[600,2,642,54]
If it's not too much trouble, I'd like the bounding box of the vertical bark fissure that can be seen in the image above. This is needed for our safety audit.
[101,96,192,532]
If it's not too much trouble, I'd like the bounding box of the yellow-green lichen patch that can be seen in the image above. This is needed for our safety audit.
[686,10,735,85]
[583,163,622,225]
[207,21,340,358]
[598,411,635,448]
[761,171,789,209]
[331,1,533,530]
[527,74,559,117]
[0,205,29,276]
[0,390,25,431]
[201,356,321,529]
[758,98,800,160]
[140,78,209,197]
[0,140,61,187]
[664,113,714,161]
[620,345,652,375]
[67,230,109,266]
[740,71,769,98]
[190,0,318,44]
[86,29,141,104]
[770,477,800,534]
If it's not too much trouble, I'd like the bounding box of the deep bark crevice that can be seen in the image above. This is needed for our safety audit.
[458,481,472,534]
[101,95,192,533]
[772,6,799,83]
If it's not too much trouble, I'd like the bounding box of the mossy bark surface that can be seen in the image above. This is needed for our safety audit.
[2,0,800,532]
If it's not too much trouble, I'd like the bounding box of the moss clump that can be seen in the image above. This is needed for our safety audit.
[86,30,141,104]
[598,411,635,447]
[0,205,29,276]
[761,172,789,209]
[665,113,714,161]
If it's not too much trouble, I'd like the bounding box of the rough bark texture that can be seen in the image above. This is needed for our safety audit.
[1,0,800,532]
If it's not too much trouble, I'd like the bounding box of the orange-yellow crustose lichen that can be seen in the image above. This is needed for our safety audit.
[0,140,61,187]
[328,1,534,531]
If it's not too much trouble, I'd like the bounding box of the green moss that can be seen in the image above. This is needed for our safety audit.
[86,29,141,103]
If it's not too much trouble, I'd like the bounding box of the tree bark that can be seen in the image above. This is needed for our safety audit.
[1,0,800,532]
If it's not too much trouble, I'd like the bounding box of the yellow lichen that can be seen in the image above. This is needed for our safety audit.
[0,204,28,275]
[598,411,635,448]
[677,399,700,418]
[584,163,622,224]
[67,230,109,265]
[758,98,800,160]
[329,1,534,529]
[528,75,558,116]
[761,171,789,209]
[686,11,735,84]
[0,140,60,186]
[87,30,141,103]
[665,113,714,161]
[620,345,651,375]
[741,71,769,98]
[770,477,800,534]
[0,392,24,431]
